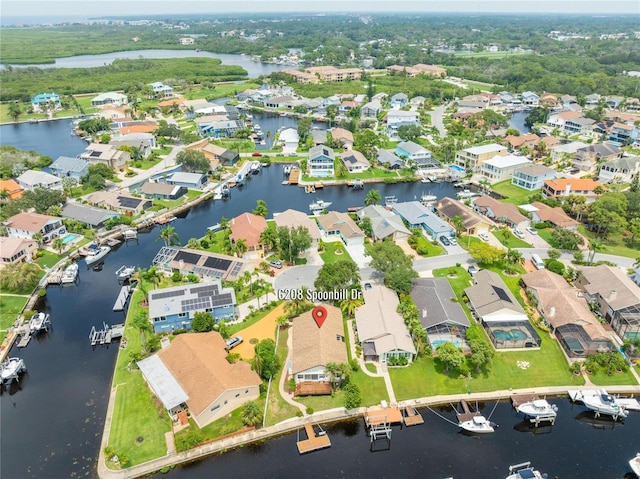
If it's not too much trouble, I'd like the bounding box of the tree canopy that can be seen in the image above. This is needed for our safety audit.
[277,225,312,264]
[366,240,418,294]
[176,149,210,173]
[314,259,360,293]
[468,242,505,265]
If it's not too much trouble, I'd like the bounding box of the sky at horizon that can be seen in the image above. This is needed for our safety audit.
[2,0,639,20]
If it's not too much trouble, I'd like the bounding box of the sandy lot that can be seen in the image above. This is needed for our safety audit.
[232,303,286,360]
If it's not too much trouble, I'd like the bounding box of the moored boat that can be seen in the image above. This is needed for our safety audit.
[61,263,79,284]
[84,244,111,266]
[629,452,640,477]
[516,399,558,419]
[421,192,437,203]
[505,462,546,479]
[0,357,27,385]
[574,389,628,419]
[459,415,495,434]
[116,265,136,282]
[28,312,50,333]
[309,199,332,212]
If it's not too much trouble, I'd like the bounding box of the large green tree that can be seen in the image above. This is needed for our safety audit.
[468,242,505,265]
[241,401,263,427]
[366,240,418,294]
[314,259,360,293]
[176,149,210,173]
[277,225,312,264]
[191,311,214,332]
[252,338,280,380]
[436,341,466,375]
[252,199,268,218]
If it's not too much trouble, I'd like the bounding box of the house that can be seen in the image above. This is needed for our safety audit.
[529,202,580,229]
[547,110,583,130]
[148,280,236,333]
[118,122,159,135]
[184,139,238,169]
[291,305,347,396]
[390,93,409,109]
[609,122,639,146]
[354,284,416,363]
[564,117,596,135]
[511,163,556,190]
[356,205,411,242]
[410,278,470,347]
[155,248,251,282]
[338,100,359,115]
[360,100,382,119]
[137,332,260,427]
[539,93,559,108]
[455,143,507,171]
[5,212,65,243]
[377,149,405,170]
[139,182,187,201]
[164,172,209,190]
[549,141,590,163]
[109,132,157,158]
[0,237,37,266]
[395,141,439,169]
[61,203,118,228]
[433,197,495,236]
[584,93,601,109]
[542,178,603,203]
[521,91,540,107]
[282,69,319,84]
[86,190,153,215]
[472,196,527,227]
[273,209,322,249]
[575,265,640,341]
[480,154,531,183]
[80,143,130,169]
[0,179,24,201]
[278,128,300,149]
[308,145,335,177]
[229,212,268,259]
[316,211,365,246]
[599,155,640,183]
[304,66,362,82]
[91,92,128,107]
[16,170,63,191]
[522,269,615,357]
[149,82,173,99]
[340,150,370,173]
[331,128,354,149]
[31,93,61,112]
[311,129,328,146]
[392,201,453,239]
[265,95,296,109]
[505,133,540,151]
[96,105,130,121]
[178,36,195,45]
[386,110,421,135]
[48,156,90,180]
[196,117,244,138]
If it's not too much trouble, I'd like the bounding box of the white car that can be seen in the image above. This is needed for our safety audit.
[526,226,538,235]
[225,336,243,350]
[513,229,525,239]
[449,237,458,246]
[479,233,489,241]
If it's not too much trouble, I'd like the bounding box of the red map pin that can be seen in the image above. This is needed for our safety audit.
[312,305,327,328]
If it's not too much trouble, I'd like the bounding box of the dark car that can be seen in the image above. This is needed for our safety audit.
[439,235,451,246]
[268,260,283,269]
[225,336,243,350]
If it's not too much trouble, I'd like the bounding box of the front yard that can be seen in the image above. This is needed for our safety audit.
[320,241,353,264]
[491,180,539,205]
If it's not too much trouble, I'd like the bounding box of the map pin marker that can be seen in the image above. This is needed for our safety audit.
[312,305,327,328]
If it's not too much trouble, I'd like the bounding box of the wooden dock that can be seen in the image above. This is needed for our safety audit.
[456,399,481,423]
[511,393,540,409]
[402,405,425,426]
[47,271,63,285]
[16,325,31,348]
[112,285,132,312]
[296,423,331,454]
[364,406,403,427]
[289,169,300,185]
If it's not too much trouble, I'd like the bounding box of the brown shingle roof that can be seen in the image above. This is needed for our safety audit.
[434,197,494,230]
[158,332,261,417]
[530,202,579,228]
[316,211,365,240]
[273,209,322,241]
[473,195,527,225]
[6,212,58,232]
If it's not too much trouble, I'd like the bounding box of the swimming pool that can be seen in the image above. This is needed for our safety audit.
[61,233,79,244]
[493,329,529,341]
[449,164,465,173]
[432,339,462,348]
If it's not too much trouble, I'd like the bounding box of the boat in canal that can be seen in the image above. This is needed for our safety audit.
[116,265,136,282]
[421,192,437,203]
[0,357,27,385]
[516,399,558,419]
[505,461,546,479]
[28,312,50,334]
[84,244,111,267]
[629,453,640,477]
[459,415,495,434]
[384,195,398,207]
[250,161,261,173]
[309,199,332,212]
[569,389,629,419]
[61,263,79,284]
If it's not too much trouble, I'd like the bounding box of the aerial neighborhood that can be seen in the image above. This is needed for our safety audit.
[1,12,639,477]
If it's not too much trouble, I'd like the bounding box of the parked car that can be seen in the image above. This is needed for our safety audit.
[268,260,283,269]
[449,237,458,246]
[276,153,285,157]
[513,229,525,239]
[225,336,243,350]
[439,235,451,246]
[467,265,478,276]
[288,152,297,156]
[252,152,263,157]
[479,232,489,241]
[526,226,538,235]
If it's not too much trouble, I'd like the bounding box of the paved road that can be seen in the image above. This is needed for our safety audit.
[430,104,449,138]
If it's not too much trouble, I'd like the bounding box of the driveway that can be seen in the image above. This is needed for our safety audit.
[345,243,369,268]
[274,265,321,293]
[430,103,449,138]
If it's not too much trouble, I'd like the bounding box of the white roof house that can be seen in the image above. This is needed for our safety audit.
[16,170,63,191]
[480,154,531,182]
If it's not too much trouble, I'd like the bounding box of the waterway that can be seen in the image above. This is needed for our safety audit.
[4,49,288,78]
[508,111,532,135]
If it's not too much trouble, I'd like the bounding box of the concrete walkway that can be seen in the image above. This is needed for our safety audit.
[277,327,308,416]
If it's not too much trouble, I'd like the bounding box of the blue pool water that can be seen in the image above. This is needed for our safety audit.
[432,339,461,348]
[449,164,465,172]
[61,233,79,244]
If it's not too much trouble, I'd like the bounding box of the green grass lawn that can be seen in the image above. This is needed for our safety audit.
[265,328,301,426]
[131,155,164,170]
[35,250,63,268]
[494,229,532,249]
[458,234,483,251]
[588,369,639,386]
[491,180,538,206]
[320,241,354,264]
[415,236,445,257]
[0,295,29,329]
[578,225,640,259]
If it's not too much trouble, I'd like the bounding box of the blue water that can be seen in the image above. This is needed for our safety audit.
[449,164,465,173]
[61,233,79,244]
[432,339,462,348]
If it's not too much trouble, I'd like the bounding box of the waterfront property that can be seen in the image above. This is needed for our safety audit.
[91,91,128,107]
[291,305,347,396]
[61,202,118,229]
[147,280,237,333]
[308,145,336,177]
[331,128,354,149]
[480,154,530,183]
[433,197,494,236]
[152,247,251,282]
[16,169,63,191]
[138,181,187,201]
[80,143,130,169]
[392,201,453,239]
[575,265,640,341]
[410,278,470,350]
[85,190,153,215]
[455,143,507,172]
[598,155,640,184]
[355,284,416,363]
[109,132,156,158]
[137,331,261,427]
[356,205,411,242]
[339,150,370,173]
[572,143,621,173]
[472,196,527,228]
[542,178,604,203]
[31,92,61,112]
[0,179,23,201]
[5,212,66,243]
[511,163,556,191]
[273,209,322,249]
[164,171,209,190]
[184,139,240,169]
[522,269,615,358]
[48,156,91,180]
[316,211,365,246]
[377,149,405,170]
[395,141,439,169]
[229,212,268,259]
[0,236,37,266]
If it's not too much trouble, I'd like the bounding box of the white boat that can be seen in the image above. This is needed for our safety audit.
[250,160,261,173]
[420,176,430,183]
[457,189,478,199]
[575,389,629,419]
[459,415,495,434]
[61,263,79,284]
[123,229,137,241]
[506,462,545,479]
[517,399,558,419]
[84,244,111,266]
[0,357,26,384]
[28,312,49,333]
[384,195,398,207]
[421,193,437,203]
[629,453,640,477]
[116,265,136,282]
[309,199,332,212]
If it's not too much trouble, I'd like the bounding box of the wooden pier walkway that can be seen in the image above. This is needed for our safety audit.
[296,423,331,454]
[112,285,132,312]
[456,399,480,423]
[364,405,403,427]
[402,405,424,426]
[16,325,31,348]
[511,393,540,409]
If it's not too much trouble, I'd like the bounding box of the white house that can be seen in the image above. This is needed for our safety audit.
[599,155,640,183]
[16,170,63,191]
[480,154,531,183]
[6,212,66,243]
[91,92,128,107]
[339,150,370,173]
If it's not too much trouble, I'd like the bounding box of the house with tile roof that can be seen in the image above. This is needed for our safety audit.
[184,139,239,169]
[504,133,540,151]
[356,205,410,241]
[511,163,556,190]
[355,284,416,363]
[529,202,579,230]
[0,237,37,266]
[291,305,347,395]
[331,128,354,149]
[5,212,65,243]
[549,141,590,163]
[229,212,268,259]
[547,110,583,129]
[16,170,63,191]
[273,209,322,249]
[572,143,621,173]
[542,178,603,203]
[472,196,528,227]
[0,179,24,201]
[49,156,90,180]
[522,269,615,358]
[138,331,260,427]
[433,197,495,236]
[392,201,453,239]
[316,211,365,246]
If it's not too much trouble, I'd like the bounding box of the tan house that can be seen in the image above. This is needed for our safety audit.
[138,332,261,428]
[386,64,447,77]
[305,66,362,82]
[316,211,365,246]
[5,212,65,243]
[80,143,130,169]
[85,190,153,215]
[505,133,540,151]
[0,237,37,266]
[273,209,322,249]
[340,150,370,173]
[229,212,268,259]
[472,195,527,227]
[281,69,319,84]
[455,143,507,171]
[542,178,603,203]
[184,139,239,170]
[433,197,495,235]
[291,305,347,396]
[529,202,580,229]
[331,128,354,149]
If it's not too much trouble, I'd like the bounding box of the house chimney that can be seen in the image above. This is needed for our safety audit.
[422,308,427,319]
[549,306,556,317]
[179,259,184,270]
[608,290,617,300]
[565,183,571,196]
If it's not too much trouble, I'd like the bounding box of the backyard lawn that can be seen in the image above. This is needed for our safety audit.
[491,180,538,205]
[35,250,63,268]
[588,368,639,386]
[578,225,640,259]
[320,241,354,264]
[0,295,29,329]
[265,328,301,426]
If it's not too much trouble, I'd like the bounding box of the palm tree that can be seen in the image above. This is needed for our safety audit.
[241,400,262,427]
[340,297,364,318]
[32,232,44,248]
[451,215,465,237]
[52,238,64,255]
[186,238,201,250]
[276,315,288,330]
[234,238,248,258]
[0,188,9,202]
[157,225,179,247]
[587,239,602,264]
[259,228,278,252]
[364,189,381,206]
[262,282,275,304]
[143,266,163,290]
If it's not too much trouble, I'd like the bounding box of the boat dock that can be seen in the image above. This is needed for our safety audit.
[47,270,64,285]
[16,325,32,348]
[296,423,331,454]
[364,405,403,427]
[289,168,300,185]
[455,399,481,423]
[402,405,425,426]
[113,285,132,312]
[511,393,540,409]
[90,323,125,346]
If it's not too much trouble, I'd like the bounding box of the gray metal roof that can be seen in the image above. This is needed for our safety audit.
[137,355,189,410]
[392,201,452,234]
[410,278,470,329]
[61,202,118,227]
[50,156,90,174]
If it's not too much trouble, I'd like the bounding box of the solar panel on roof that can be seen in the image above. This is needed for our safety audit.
[181,297,212,312]
[492,285,512,303]
[229,262,242,277]
[118,196,142,209]
[174,250,201,265]
[193,266,224,278]
[152,289,186,300]
[203,256,232,271]
[210,293,233,307]
[191,284,219,297]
